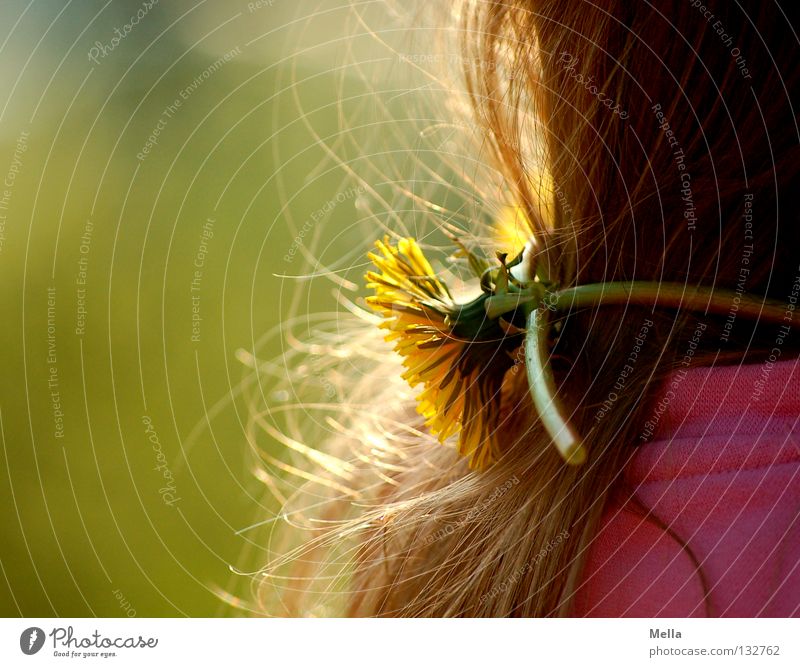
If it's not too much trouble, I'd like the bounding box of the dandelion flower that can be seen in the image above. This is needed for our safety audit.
[365,237,523,469]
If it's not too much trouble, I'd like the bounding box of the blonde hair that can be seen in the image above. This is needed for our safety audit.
[251,0,800,616]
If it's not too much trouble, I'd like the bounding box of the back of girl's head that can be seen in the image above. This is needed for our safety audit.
[259,1,800,616]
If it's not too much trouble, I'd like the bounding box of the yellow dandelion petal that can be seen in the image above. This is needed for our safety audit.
[494,205,533,258]
[365,236,521,470]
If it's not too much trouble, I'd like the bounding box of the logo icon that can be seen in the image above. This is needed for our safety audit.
[20,627,45,655]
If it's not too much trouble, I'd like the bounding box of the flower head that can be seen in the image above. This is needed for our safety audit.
[365,237,524,469]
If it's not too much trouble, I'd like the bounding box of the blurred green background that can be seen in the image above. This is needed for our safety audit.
[0,0,450,616]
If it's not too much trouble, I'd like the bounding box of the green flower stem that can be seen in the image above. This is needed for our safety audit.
[525,307,587,465]
[549,281,788,322]
[525,281,789,465]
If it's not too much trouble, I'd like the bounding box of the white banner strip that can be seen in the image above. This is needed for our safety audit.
[1,618,798,666]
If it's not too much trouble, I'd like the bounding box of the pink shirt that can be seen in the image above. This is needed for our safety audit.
[576,357,800,617]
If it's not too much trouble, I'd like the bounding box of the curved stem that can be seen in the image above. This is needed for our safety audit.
[525,281,789,465]
[550,281,788,322]
[525,307,587,465]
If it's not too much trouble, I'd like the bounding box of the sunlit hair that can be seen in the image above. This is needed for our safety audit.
[249,1,800,616]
